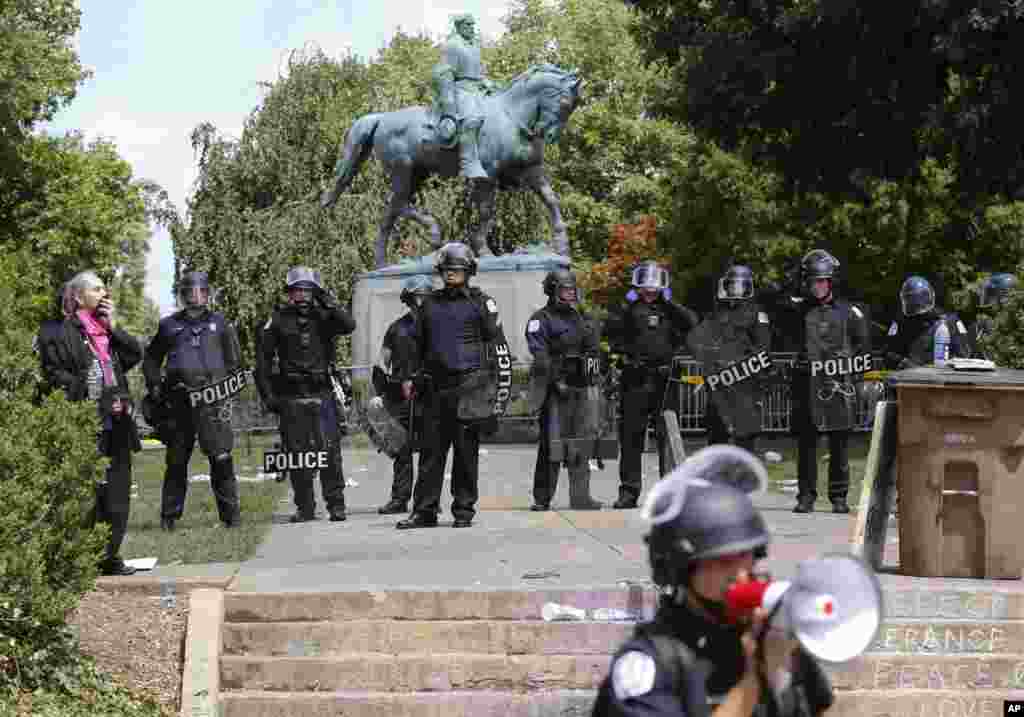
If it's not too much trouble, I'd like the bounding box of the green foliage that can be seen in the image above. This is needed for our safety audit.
[0,626,164,716]
[0,4,164,712]
[627,0,1024,203]
[0,0,86,153]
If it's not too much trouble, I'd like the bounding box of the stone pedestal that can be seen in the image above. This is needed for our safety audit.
[350,246,570,369]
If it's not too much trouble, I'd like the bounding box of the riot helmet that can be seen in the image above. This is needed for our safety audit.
[979,273,1018,308]
[631,260,670,290]
[285,266,323,291]
[899,275,935,317]
[642,445,769,590]
[178,271,211,314]
[285,266,322,313]
[543,268,578,305]
[400,274,434,308]
[717,265,755,302]
[801,249,838,296]
[435,242,477,281]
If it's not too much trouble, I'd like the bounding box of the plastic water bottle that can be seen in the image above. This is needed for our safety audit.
[933,321,950,367]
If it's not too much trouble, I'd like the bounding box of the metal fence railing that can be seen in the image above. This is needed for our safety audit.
[131,355,889,441]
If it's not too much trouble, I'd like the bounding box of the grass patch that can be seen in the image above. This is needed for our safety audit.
[762,433,871,506]
[119,432,288,565]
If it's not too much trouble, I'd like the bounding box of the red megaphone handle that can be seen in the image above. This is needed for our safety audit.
[724,579,771,622]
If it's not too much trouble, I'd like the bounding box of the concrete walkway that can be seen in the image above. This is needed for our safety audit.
[227,444,863,592]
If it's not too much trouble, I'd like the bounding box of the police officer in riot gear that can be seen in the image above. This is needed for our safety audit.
[376,274,433,515]
[970,272,1018,359]
[144,271,242,530]
[255,267,356,523]
[782,250,871,515]
[884,275,970,368]
[604,261,699,509]
[592,445,834,717]
[688,264,771,455]
[527,268,603,511]
[397,242,503,529]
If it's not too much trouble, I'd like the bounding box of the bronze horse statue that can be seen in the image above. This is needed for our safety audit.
[320,64,583,268]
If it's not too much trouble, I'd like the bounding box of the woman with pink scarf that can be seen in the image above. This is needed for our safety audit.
[38,271,143,576]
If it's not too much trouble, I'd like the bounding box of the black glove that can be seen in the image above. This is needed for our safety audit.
[148,384,162,403]
[263,397,281,414]
[318,290,339,310]
[552,380,569,396]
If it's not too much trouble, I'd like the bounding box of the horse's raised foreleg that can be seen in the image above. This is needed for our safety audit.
[321,114,380,209]
[468,179,497,258]
[525,170,570,258]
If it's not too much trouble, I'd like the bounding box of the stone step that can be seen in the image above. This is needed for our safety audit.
[826,653,1024,690]
[223,620,630,657]
[830,689,1024,717]
[222,586,1024,623]
[219,689,598,717]
[220,653,611,692]
[222,588,654,623]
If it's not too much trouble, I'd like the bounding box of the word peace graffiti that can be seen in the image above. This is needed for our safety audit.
[189,368,250,408]
[810,353,872,378]
[263,450,330,473]
[706,351,771,392]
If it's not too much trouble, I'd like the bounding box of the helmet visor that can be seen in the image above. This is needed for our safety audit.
[900,281,934,316]
[718,276,753,300]
[632,263,669,290]
[179,286,210,308]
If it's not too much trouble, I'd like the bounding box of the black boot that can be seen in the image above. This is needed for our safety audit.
[568,464,603,510]
[396,513,438,530]
[100,557,136,577]
[378,501,408,515]
[793,496,815,514]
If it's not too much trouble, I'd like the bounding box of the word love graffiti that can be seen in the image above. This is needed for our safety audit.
[706,351,771,392]
[263,450,330,473]
[188,368,250,408]
[810,353,872,378]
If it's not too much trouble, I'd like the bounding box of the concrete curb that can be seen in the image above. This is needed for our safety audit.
[95,575,234,594]
[180,588,224,717]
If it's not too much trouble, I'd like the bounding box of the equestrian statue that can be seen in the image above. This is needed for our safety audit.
[320,13,583,268]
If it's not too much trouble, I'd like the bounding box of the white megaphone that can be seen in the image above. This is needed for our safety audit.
[723,553,883,663]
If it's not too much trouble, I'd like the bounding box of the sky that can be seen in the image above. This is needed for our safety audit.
[45,0,515,316]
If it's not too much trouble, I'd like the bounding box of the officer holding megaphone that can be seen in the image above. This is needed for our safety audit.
[593,445,881,716]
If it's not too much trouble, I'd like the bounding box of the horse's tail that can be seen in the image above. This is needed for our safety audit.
[321,114,380,208]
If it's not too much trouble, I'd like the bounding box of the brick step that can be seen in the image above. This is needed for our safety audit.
[222,589,654,623]
[830,689,1024,717]
[219,689,599,717]
[222,620,631,656]
[825,653,1024,690]
[220,653,611,692]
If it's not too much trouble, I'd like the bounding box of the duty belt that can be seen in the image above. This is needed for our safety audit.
[281,372,329,396]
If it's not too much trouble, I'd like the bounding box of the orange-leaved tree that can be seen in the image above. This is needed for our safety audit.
[579,215,671,310]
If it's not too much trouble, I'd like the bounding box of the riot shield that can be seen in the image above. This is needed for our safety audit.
[806,356,862,432]
[455,369,498,421]
[363,395,409,458]
[525,361,550,417]
[547,386,601,464]
[686,320,766,440]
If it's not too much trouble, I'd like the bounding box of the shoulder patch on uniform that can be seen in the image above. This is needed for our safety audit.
[888,321,898,336]
[757,311,769,324]
[485,298,498,313]
[527,319,541,333]
[852,305,863,318]
[209,322,217,332]
[956,320,967,334]
[611,651,656,701]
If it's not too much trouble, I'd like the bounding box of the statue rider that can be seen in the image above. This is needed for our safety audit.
[432,13,496,180]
